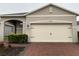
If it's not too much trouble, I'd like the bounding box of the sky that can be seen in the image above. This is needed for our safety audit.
[0,3,79,14]
[0,3,79,20]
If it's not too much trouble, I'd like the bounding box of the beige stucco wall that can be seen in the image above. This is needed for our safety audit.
[77,25,79,31]
[72,16,78,42]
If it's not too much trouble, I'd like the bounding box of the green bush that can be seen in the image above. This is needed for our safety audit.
[8,34,28,44]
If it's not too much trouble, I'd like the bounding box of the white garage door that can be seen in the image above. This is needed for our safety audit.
[30,24,72,42]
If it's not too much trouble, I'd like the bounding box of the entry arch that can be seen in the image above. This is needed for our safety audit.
[4,19,24,36]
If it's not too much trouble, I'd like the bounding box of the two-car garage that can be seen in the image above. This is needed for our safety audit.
[30,23,73,42]
[25,4,78,43]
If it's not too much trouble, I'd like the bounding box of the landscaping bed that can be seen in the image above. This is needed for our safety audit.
[0,34,28,56]
[0,44,25,56]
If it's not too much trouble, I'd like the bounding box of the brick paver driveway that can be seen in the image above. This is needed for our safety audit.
[22,43,79,56]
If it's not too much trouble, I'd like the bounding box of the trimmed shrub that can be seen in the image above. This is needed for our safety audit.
[8,35,17,43]
[8,34,28,44]
[17,34,28,43]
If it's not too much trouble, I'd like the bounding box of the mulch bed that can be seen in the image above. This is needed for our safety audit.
[0,44,25,56]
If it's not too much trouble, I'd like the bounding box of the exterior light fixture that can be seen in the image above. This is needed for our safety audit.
[27,24,29,28]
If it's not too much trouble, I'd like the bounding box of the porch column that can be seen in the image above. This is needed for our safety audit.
[72,17,78,43]
[0,21,4,42]
[23,22,26,34]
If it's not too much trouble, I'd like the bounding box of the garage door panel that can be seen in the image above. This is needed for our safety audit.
[30,28,50,42]
[30,24,72,42]
[50,25,72,42]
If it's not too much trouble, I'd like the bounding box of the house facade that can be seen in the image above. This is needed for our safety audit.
[0,4,78,43]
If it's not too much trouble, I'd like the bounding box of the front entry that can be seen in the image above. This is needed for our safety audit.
[4,20,23,36]
[29,23,73,42]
